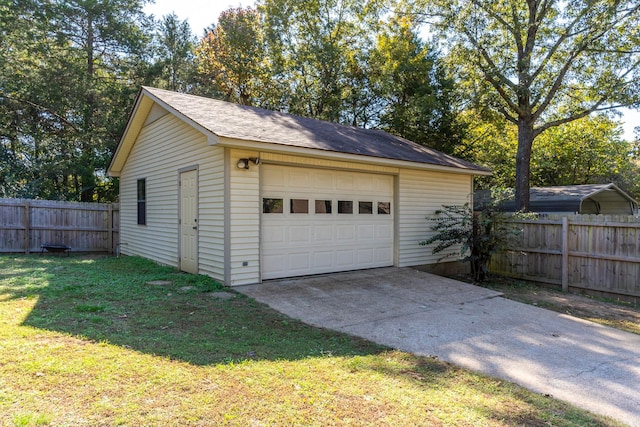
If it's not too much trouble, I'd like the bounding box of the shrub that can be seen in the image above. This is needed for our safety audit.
[420,190,530,282]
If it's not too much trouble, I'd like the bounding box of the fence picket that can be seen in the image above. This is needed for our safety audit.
[0,198,119,254]
[492,214,640,300]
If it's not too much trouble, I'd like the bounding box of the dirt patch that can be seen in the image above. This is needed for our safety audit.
[483,279,640,335]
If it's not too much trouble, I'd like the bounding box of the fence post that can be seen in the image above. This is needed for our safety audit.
[561,216,569,292]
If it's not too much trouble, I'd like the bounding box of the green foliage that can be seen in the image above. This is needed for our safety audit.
[194,7,267,105]
[420,191,527,282]
[462,113,640,199]
[0,0,151,202]
[422,0,640,209]
[260,0,381,122]
[149,13,196,92]
[370,15,465,154]
[1,1,470,201]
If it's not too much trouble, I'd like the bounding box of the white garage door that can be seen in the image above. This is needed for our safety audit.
[261,165,394,280]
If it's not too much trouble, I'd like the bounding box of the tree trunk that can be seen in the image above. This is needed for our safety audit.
[515,117,535,211]
[81,12,95,202]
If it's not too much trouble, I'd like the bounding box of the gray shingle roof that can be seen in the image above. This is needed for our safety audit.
[475,183,638,213]
[143,87,489,173]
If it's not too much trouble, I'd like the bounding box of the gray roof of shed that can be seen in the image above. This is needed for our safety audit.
[142,87,489,173]
[475,183,638,212]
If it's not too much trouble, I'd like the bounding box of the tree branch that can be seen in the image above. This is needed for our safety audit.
[0,93,79,131]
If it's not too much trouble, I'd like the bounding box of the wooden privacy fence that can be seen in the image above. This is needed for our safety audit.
[0,199,119,254]
[491,214,640,300]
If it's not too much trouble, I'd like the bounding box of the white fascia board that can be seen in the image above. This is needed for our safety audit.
[212,135,492,176]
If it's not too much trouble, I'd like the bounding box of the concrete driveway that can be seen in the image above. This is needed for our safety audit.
[238,267,640,426]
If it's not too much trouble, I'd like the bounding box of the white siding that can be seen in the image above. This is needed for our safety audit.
[398,169,472,267]
[120,116,476,285]
[228,149,261,285]
[120,112,225,281]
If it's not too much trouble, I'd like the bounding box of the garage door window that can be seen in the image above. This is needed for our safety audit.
[378,202,391,215]
[359,201,373,214]
[263,198,283,213]
[315,200,332,213]
[290,199,309,213]
[338,200,353,214]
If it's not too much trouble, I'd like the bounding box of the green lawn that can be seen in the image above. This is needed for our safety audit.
[0,255,623,426]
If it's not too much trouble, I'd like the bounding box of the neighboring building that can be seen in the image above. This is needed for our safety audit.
[108,87,490,286]
[475,183,639,215]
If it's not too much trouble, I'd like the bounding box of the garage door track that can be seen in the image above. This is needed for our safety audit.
[238,267,640,426]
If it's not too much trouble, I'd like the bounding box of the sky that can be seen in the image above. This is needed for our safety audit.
[144,0,639,141]
[144,0,243,35]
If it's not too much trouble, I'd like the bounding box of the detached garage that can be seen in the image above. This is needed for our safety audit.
[108,87,490,286]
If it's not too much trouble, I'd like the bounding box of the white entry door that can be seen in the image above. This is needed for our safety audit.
[179,169,198,274]
[261,165,394,280]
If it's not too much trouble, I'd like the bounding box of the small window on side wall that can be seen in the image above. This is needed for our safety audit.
[137,178,146,225]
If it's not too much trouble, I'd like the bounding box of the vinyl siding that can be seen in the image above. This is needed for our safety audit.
[398,169,472,267]
[228,148,260,285]
[120,112,225,282]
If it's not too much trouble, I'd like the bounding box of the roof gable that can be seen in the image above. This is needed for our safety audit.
[109,87,490,176]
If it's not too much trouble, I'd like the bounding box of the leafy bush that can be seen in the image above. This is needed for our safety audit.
[420,190,530,282]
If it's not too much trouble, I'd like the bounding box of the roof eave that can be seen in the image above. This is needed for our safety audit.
[107,89,152,177]
[108,87,220,177]
[214,136,492,176]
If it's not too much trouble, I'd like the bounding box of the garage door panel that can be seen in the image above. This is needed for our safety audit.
[314,251,334,269]
[314,225,334,241]
[263,225,286,244]
[376,224,393,239]
[336,175,354,190]
[376,247,394,263]
[261,165,394,280]
[289,225,312,242]
[355,176,374,192]
[288,170,311,188]
[262,254,286,276]
[357,248,374,264]
[336,224,355,240]
[336,249,354,266]
[313,171,335,190]
[263,167,286,187]
[289,253,311,272]
[357,224,375,239]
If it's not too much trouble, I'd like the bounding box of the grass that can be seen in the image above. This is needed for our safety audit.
[0,255,624,426]
[481,278,640,336]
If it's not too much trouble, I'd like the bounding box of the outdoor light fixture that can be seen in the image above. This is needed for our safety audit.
[236,157,260,169]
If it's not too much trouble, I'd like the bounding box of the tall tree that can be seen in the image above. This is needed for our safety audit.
[153,13,196,92]
[47,0,151,201]
[370,15,464,153]
[1,0,151,201]
[463,113,640,199]
[531,115,639,196]
[260,0,381,123]
[195,7,267,105]
[422,0,640,210]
